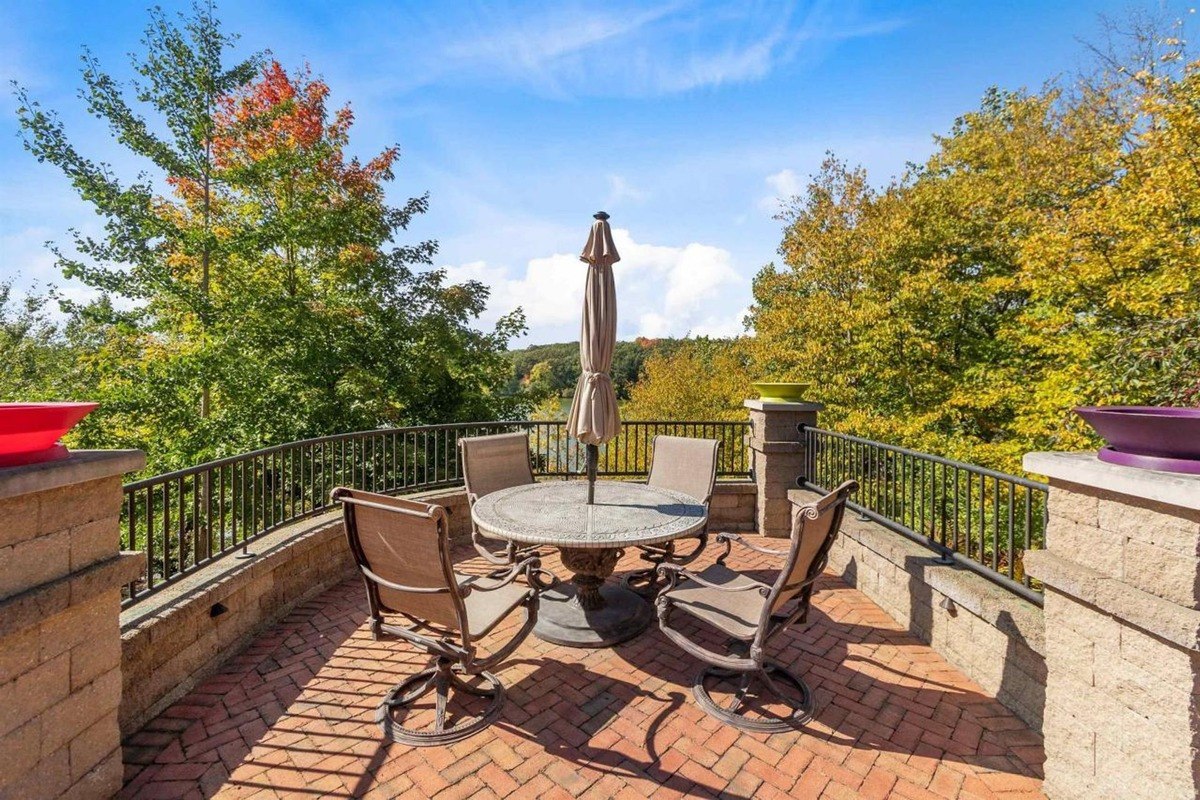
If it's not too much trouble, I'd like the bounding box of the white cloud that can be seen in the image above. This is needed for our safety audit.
[441,3,682,89]
[758,168,803,213]
[440,227,746,343]
[0,223,132,313]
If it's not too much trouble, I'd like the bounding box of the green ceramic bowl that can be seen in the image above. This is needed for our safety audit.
[752,382,811,402]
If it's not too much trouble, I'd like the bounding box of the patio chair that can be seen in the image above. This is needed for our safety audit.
[654,479,858,733]
[334,487,540,746]
[623,435,721,595]
[461,432,546,567]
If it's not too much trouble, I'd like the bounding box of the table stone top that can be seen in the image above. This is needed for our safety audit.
[471,481,707,549]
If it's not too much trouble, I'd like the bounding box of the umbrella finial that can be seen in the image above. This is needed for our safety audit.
[593,211,610,221]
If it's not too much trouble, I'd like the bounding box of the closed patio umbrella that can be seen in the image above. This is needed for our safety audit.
[567,211,621,504]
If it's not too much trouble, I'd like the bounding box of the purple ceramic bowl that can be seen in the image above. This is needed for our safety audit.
[1074,406,1200,460]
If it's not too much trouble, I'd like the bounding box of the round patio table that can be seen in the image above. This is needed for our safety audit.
[471,481,707,648]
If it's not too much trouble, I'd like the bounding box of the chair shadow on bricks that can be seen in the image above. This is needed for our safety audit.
[485,658,704,796]
[120,588,368,797]
[121,542,1046,799]
[606,561,1046,791]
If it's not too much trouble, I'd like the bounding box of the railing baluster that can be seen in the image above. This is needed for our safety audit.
[162,482,171,581]
[1024,489,1034,586]
[127,491,138,600]
[792,426,1046,605]
[145,489,154,592]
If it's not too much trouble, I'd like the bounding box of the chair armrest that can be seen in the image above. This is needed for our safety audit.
[362,566,453,595]
[716,532,787,558]
[460,555,542,593]
[655,563,770,595]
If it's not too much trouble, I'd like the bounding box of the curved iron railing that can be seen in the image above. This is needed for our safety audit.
[120,419,751,607]
[800,426,1048,605]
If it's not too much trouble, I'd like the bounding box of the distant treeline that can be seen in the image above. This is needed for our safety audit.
[506,338,690,400]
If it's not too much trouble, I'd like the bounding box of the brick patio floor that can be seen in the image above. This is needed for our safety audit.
[120,541,1045,799]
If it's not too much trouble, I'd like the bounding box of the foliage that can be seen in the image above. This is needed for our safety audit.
[13,5,527,472]
[746,21,1200,473]
[0,285,78,403]
[622,338,751,422]
[507,337,679,401]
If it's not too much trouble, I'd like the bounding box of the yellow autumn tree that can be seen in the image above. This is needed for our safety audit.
[745,23,1200,474]
[622,338,753,422]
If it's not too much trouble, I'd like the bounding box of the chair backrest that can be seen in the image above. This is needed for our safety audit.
[334,488,465,633]
[647,435,721,505]
[461,433,535,503]
[767,480,858,617]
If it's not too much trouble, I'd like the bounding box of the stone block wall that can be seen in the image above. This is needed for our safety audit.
[709,481,756,532]
[0,452,144,800]
[745,400,821,537]
[118,512,355,736]
[1024,452,1200,800]
[805,488,1047,730]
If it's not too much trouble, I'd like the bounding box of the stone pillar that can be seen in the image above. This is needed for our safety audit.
[744,399,822,538]
[0,451,144,800]
[1023,452,1200,800]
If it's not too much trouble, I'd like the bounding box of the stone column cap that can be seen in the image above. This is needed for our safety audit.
[1024,451,1200,511]
[0,450,146,500]
[744,399,824,412]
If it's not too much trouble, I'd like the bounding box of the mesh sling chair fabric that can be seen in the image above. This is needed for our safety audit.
[654,479,858,733]
[624,435,721,595]
[334,487,540,745]
[460,433,545,566]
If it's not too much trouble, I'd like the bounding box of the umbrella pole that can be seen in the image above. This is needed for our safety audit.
[586,444,598,504]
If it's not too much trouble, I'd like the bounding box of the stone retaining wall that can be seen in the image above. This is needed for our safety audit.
[796,488,1047,731]
[118,487,469,737]
[0,452,145,800]
[709,481,756,531]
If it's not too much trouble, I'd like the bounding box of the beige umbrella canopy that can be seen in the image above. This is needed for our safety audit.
[566,211,621,503]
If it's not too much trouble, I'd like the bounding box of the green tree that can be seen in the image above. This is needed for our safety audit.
[0,284,79,403]
[14,6,527,471]
[15,3,259,427]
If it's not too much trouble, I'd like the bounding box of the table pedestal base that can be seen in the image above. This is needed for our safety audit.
[534,583,653,648]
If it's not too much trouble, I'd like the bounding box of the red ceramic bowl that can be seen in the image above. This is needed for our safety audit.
[0,402,99,468]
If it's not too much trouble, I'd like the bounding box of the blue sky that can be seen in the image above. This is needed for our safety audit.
[0,0,1153,344]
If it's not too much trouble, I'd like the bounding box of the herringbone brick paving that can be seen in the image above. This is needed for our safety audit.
[121,541,1045,799]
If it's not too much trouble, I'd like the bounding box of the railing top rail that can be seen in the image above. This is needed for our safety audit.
[802,426,1048,491]
[124,423,522,488]
[124,419,751,489]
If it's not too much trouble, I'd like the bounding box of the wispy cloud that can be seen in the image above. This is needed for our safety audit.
[441,2,683,82]
[398,0,904,99]
[606,174,648,207]
[758,168,803,213]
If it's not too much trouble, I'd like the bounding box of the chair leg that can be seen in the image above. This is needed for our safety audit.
[624,535,707,597]
[622,562,664,596]
[376,657,506,746]
[692,661,814,734]
[622,546,672,596]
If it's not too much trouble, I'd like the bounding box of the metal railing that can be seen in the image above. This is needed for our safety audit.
[801,427,1048,605]
[120,419,750,607]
